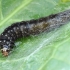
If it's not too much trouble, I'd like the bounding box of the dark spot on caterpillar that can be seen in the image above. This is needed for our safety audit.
[0,10,70,56]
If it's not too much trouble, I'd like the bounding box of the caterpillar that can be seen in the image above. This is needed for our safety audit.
[0,10,70,56]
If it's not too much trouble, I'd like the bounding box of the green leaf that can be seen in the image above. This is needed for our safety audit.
[0,0,70,70]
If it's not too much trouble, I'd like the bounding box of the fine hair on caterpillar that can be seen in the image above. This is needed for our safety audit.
[0,10,70,56]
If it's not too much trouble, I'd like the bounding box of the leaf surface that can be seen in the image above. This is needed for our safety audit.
[0,0,70,70]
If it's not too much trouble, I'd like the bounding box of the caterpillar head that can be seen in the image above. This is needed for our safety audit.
[0,44,10,56]
[0,44,11,56]
[0,40,13,56]
[0,35,14,56]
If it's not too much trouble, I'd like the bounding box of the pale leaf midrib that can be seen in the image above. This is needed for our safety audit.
[0,0,3,21]
[38,36,70,70]
[0,0,32,26]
